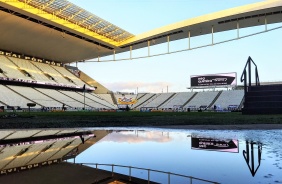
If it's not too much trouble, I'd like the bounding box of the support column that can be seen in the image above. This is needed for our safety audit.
[130,46,132,59]
[167,35,170,53]
[265,16,268,31]
[188,31,191,49]
[237,21,240,39]
[148,41,150,56]
[113,49,116,61]
[211,25,214,45]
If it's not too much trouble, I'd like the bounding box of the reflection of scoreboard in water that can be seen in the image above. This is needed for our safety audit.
[191,137,239,153]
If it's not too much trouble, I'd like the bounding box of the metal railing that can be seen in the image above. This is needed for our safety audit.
[240,56,260,96]
[77,163,220,184]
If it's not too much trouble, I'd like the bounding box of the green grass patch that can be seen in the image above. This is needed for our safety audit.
[1,111,282,129]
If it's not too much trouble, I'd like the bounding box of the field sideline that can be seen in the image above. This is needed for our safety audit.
[1,111,282,129]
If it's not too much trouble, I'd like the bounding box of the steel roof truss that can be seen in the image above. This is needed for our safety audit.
[40,0,56,11]
[96,24,112,34]
[67,9,83,21]
[54,4,71,16]
[78,15,93,26]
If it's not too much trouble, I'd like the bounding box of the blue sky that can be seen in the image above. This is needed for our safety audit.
[68,0,282,93]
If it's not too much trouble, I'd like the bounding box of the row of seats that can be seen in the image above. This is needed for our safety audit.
[0,55,31,80]
[9,57,56,84]
[160,92,196,109]
[183,91,219,109]
[0,55,88,87]
[0,84,116,109]
[130,90,244,110]
[131,93,155,108]
[144,93,175,108]
[0,81,244,111]
[0,85,33,107]
[212,90,244,110]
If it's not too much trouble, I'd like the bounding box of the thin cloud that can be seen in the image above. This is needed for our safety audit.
[103,81,173,93]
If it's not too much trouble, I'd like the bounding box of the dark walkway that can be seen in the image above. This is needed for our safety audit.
[0,162,159,184]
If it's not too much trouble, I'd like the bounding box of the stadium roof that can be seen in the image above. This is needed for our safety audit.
[0,0,282,63]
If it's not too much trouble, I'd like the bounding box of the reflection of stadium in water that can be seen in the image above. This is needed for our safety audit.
[0,129,97,175]
[0,129,281,184]
[76,129,281,184]
[191,136,263,176]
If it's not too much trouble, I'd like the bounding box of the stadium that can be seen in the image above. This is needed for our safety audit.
[1,1,282,183]
[1,0,282,115]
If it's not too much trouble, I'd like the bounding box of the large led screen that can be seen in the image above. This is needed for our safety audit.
[190,72,236,87]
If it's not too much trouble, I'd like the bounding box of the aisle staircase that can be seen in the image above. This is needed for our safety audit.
[241,57,282,114]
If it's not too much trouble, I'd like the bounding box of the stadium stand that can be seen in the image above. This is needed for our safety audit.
[131,93,156,109]
[8,57,56,84]
[32,62,73,85]
[0,55,32,81]
[77,92,117,109]
[51,65,88,87]
[0,85,35,108]
[183,91,220,110]
[160,92,196,109]
[1,54,119,110]
[35,88,85,109]
[98,94,116,105]
[135,93,146,100]
[7,85,62,108]
[59,90,111,109]
[143,93,175,109]
[211,90,244,110]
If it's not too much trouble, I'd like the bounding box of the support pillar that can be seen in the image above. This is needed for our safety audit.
[167,36,170,53]
[148,41,150,56]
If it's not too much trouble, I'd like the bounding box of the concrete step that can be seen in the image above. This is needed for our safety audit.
[245,95,282,102]
[249,85,282,91]
[244,101,282,108]
[247,90,282,96]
